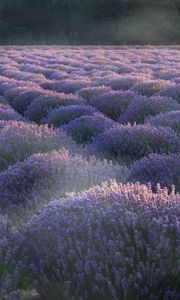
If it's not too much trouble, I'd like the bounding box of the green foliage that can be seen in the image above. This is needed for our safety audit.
[0,0,179,44]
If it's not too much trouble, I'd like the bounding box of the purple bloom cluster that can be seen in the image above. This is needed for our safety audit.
[24,93,86,123]
[0,47,179,299]
[88,124,180,164]
[130,80,170,96]
[145,110,180,135]
[129,154,180,192]
[0,103,24,122]
[105,74,146,91]
[0,149,127,211]
[48,70,69,80]
[4,86,32,103]
[78,86,111,101]
[119,96,180,124]
[16,181,180,300]
[0,107,24,121]
[89,90,136,120]
[42,105,97,127]
[158,84,180,102]
[0,216,20,300]
[0,121,77,171]
[0,76,39,97]
[51,79,92,94]
[0,120,10,131]
[12,89,45,114]
[62,113,115,144]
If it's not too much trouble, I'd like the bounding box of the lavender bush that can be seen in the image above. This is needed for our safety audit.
[105,75,143,91]
[0,47,179,299]
[0,77,39,96]
[41,104,97,127]
[88,124,180,164]
[131,80,170,96]
[145,110,180,135]
[51,79,92,94]
[0,106,24,121]
[24,93,86,123]
[119,96,180,124]
[0,121,77,171]
[129,154,180,192]
[158,85,180,102]
[0,120,10,131]
[0,216,20,300]
[89,91,136,120]
[62,113,115,144]
[17,181,180,300]
[4,87,31,103]
[78,86,111,101]
[12,89,45,114]
[0,149,127,210]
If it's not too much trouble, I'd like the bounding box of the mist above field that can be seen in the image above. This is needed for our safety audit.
[0,0,179,45]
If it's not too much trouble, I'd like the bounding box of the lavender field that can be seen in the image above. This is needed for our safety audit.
[0,46,180,300]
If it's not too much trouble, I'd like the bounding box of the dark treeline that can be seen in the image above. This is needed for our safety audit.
[0,0,179,45]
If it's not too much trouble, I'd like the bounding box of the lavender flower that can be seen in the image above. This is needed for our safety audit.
[158,85,180,102]
[12,89,45,114]
[88,124,180,164]
[129,154,180,192]
[0,216,20,300]
[0,107,24,122]
[0,149,127,210]
[0,47,179,299]
[89,91,136,120]
[131,80,170,97]
[50,79,92,94]
[119,96,180,124]
[0,121,77,171]
[62,113,115,144]
[145,110,180,135]
[41,105,97,127]
[24,93,86,123]
[78,86,111,101]
[17,181,180,300]
[106,75,144,91]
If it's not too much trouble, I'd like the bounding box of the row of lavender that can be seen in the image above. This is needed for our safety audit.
[0,47,179,191]
[0,47,179,299]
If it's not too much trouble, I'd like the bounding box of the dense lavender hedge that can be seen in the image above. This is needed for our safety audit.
[158,85,180,102]
[0,122,77,171]
[62,113,115,144]
[0,96,8,105]
[12,89,45,114]
[0,150,127,211]
[17,181,180,300]
[4,87,32,103]
[24,93,86,123]
[78,86,111,101]
[0,120,9,131]
[129,154,180,192]
[51,79,92,94]
[119,96,180,124]
[88,124,180,164]
[145,110,180,135]
[0,216,20,300]
[0,106,24,122]
[130,80,169,96]
[89,91,136,120]
[105,75,144,91]
[42,105,97,127]
[0,47,179,299]
[0,77,39,97]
